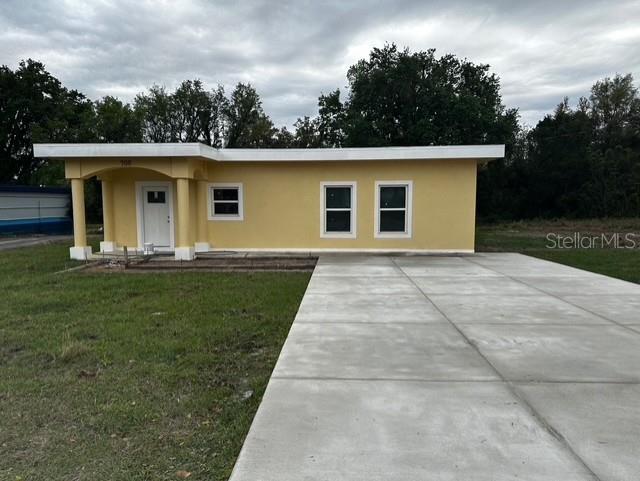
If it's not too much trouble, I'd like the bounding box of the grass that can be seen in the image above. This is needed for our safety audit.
[477,218,640,284]
[0,242,310,481]
[3,219,638,479]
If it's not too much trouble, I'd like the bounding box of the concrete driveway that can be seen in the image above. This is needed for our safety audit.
[229,253,640,481]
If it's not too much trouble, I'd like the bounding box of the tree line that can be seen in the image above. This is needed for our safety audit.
[1,44,639,220]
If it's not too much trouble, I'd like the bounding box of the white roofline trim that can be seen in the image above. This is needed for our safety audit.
[33,142,505,162]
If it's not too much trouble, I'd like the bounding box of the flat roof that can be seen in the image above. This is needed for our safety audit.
[33,142,505,162]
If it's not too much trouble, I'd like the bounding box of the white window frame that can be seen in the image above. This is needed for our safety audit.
[320,181,357,239]
[208,183,244,221]
[374,180,413,239]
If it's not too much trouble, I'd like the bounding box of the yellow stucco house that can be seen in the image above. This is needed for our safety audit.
[33,143,504,260]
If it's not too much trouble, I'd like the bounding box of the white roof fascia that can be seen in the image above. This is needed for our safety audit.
[33,143,505,162]
[33,143,216,160]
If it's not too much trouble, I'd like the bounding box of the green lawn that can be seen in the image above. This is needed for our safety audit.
[0,242,310,481]
[476,219,640,284]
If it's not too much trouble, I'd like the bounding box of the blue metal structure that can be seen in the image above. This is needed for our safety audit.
[0,185,72,235]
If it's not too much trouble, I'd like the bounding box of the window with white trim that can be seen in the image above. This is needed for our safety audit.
[321,182,356,238]
[375,181,412,238]
[209,183,244,220]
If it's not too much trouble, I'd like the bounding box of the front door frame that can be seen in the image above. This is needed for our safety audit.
[135,181,175,251]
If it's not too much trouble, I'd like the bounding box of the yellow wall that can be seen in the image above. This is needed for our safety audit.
[204,160,477,251]
[92,159,478,251]
[107,169,177,248]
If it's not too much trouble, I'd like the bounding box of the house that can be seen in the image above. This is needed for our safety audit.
[0,184,72,235]
[32,143,504,260]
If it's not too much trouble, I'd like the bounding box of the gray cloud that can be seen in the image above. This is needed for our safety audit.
[1,0,638,128]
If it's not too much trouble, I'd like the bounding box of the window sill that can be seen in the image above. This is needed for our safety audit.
[321,232,357,239]
[208,216,244,221]
[374,232,412,239]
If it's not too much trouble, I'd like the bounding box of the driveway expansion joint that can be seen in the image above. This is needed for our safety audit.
[465,255,640,336]
[230,253,639,481]
[391,255,604,481]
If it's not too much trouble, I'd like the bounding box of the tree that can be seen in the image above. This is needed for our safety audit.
[317,90,345,147]
[292,45,517,150]
[225,83,278,147]
[478,73,640,220]
[341,44,517,146]
[293,116,321,147]
[94,96,142,142]
[589,74,640,149]
[207,86,229,148]
[0,59,96,184]
[134,85,174,142]
[134,81,281,148]
[171,79,213,142]
[520,98,594,217]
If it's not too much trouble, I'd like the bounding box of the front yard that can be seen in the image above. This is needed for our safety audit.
[3,219,639,480]
[0,243,310,481]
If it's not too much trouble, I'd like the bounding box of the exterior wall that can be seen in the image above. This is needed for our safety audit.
[99,159,478,252]
[203,160,478,251]
[107,168,177,248]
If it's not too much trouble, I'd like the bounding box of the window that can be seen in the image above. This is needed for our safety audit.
[209,183,243,220]
[321,182,356,238]
[147,191,166,204]
[375,181,412,238]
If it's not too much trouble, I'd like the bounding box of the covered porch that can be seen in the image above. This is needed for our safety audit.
[62,152,211,261]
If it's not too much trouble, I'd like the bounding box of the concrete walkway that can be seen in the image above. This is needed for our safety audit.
[229,253,640,481]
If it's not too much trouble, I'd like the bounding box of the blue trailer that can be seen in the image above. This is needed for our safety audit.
[0,185,72,235]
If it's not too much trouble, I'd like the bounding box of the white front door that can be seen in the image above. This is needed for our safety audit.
[141,184,172,247]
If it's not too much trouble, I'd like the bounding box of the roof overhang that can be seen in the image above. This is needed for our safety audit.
[33,143,505,162]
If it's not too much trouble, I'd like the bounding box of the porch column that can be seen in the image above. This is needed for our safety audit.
[194,180,210,252]
[69,178,92,260]
[175,178,195,260]
[99,179,116,252]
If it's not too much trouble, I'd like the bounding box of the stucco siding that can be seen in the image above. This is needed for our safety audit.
[101,159,477,251]
[204,159,477,251]
[109,169,176,248]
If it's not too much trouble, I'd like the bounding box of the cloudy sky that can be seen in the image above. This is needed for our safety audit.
[1,0,639,128]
